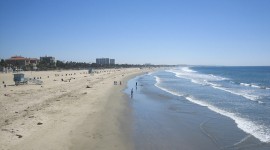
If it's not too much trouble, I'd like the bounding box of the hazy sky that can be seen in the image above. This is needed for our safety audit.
[1,0,270,65]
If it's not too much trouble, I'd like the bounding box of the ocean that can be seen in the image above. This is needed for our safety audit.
[126,66,270,150]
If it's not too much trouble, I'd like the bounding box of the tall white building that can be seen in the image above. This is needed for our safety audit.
[40,56,56,66]
[96,58,115,65]
[110,59,115,65]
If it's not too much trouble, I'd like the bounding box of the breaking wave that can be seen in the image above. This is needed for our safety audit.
[153,77,270,143]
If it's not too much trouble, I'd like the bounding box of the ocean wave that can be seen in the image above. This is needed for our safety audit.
[190,79,203,85]
[251,84,261,88]
[190,79,222,87]
[184,96,270,143]
[240,82,269,90]
[154,76,184,97]
[155,76,161,84]
[205,81,221,87]
[181,67,197,73]
[166,67,262,103]
[167,67,228,83]
[211,86,262,102]
[240,83,250,87]
[153,80,270,143]
[201,81,262,103]
[209,74,228,80]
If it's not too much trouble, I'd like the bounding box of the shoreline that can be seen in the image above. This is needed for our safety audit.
[127,70,270,150]
[1,67,269,149]
[69,70,147,150]
[0,68,151,150]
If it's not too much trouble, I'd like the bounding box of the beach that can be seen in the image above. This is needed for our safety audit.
[0,68,148,150]
[1,67,270,150]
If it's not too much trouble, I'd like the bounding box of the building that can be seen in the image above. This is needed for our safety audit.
[5,56,39,69]
[40,56,56,66]
[110,59,115,65]
[96,58,100,64]
[96,58,112,65]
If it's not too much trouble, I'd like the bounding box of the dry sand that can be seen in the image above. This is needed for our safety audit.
[0,68,149,150]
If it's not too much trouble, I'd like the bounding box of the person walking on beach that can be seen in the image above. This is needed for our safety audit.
[131,88,133,98]
[136,82,137,87]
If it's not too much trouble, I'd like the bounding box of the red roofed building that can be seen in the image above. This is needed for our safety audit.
[6,56,39,70]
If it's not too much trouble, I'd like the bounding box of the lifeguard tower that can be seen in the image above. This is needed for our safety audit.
[13,73,43,85]
[88,68,93,74]
[13,73,27,85]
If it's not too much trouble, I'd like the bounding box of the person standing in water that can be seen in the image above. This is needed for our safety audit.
[131,88,134,98]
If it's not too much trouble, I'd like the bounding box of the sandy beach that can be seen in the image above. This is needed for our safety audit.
[0,68,149,150]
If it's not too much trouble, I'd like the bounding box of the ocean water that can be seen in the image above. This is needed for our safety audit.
[153,66,270,143]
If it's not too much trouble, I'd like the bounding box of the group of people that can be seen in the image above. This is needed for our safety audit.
[2,81,6,88]
[113,81,122,85]
[130,82,138,98]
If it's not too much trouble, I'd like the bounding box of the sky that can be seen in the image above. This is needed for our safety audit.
[0,0,270,66]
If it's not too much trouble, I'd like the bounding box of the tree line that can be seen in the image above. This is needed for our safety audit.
[1,59,175,71]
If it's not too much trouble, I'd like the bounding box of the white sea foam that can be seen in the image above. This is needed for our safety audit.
[167,67,228,84]
[240,83,270,91]
[211,85,260,101]
[191,79,203,85]
[240,83,251,87]
[154,76,183,97]
[153,79,270,143]
[204,80,221,87]
[181,67,197,73]
[251,84,261,89]
[155,76,161,84]
[240,82,267,90]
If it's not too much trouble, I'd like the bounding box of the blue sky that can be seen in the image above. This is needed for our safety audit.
[0,0,270,65]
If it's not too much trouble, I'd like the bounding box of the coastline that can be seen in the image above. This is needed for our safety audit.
[2,67,269,150]
[0,68,150,150]
[126,69,270,150]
